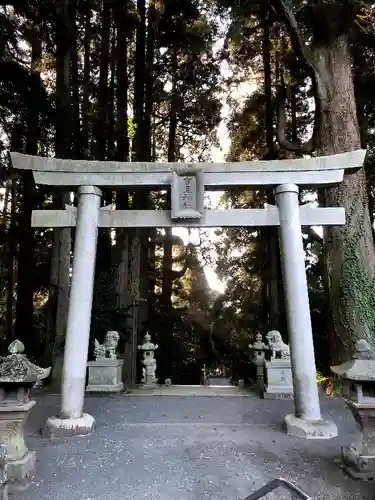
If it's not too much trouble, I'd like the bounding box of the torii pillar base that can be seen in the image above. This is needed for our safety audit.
[42,414,95,439]
[285,414,338,440]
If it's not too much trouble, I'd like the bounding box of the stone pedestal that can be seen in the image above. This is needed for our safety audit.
[0,404,35,483]
[339,402,375,480]
[86,359,123,393]
[142,361,157,387]
[263,359,293,399]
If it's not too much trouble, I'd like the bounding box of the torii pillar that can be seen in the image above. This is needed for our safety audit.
[44,186,102,437]
[276,184,336,438]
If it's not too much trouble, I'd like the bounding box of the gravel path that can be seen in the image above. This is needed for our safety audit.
[8,392,375,500]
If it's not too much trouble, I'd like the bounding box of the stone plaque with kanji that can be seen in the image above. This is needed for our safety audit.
[170,168,204,219]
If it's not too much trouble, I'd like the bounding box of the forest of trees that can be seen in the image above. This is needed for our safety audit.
[1,0,375,387]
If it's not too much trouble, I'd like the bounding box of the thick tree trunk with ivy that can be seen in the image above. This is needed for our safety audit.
[273,0,375,363]
[314,35,375,362]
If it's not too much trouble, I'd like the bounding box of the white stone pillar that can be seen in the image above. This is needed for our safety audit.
[44,186,101,438]
[275,184,337,439]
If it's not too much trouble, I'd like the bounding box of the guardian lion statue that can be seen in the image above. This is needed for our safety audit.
[266,330,290,360]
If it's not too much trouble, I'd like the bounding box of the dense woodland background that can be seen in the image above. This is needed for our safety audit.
[1,0,375,387]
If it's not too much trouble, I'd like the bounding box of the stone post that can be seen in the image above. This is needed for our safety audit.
[44,186,102,438]
[275,184,337,439]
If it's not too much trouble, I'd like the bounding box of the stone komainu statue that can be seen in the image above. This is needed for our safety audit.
[266,330,290,360]
[93,331,120,360]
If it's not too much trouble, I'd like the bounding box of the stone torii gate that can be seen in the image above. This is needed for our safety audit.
[11,149,366,440]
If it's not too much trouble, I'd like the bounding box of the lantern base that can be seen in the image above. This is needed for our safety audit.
[7,450,35,483]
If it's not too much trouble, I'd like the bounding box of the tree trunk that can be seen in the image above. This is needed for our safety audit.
[124,0,149,387]
[126,228,142,386]
[137,0,157,319]
[6,126,23,347]
[162,45,178,311]
[51,0,73,368]
[114,0,130,344]
[314,35,375,362]
[95,0,110,162]
[143,0,156,155]
[81,0,91,157]
[70,0,81,159]
[5,171,17,348]
[133,0,146,159]
[262,15,281,330]
[107,25,116,160]
[352,45,375,242]
[14,27,41,357]
[95,3,112,270]
[267,229,281,330]
[162,217,173,308]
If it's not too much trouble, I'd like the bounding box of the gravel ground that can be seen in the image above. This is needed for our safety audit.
[6,391,375,500]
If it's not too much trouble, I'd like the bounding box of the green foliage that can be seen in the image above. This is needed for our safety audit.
[339,199,375,346]
[153,1,222,161]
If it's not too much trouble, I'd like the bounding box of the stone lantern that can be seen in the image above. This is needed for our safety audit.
[331,339,375,480]
[0,340,50,483]
[249,332,268,391]
[138,333,158,387]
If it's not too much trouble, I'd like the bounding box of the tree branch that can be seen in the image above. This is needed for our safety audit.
[276,81,314,153]
[271,0,327,153]
[271,0,316,79]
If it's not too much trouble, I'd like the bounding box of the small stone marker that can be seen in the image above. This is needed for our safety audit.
[263,331,293,399]
[86,331,123,393]
[0,340,50,483]
[331,339,375,480]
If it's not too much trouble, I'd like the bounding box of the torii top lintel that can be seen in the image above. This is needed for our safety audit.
[10,150,366,189]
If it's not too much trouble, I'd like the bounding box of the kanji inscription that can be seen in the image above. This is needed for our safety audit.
[179,176,197,210]
[170,169,204,220]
